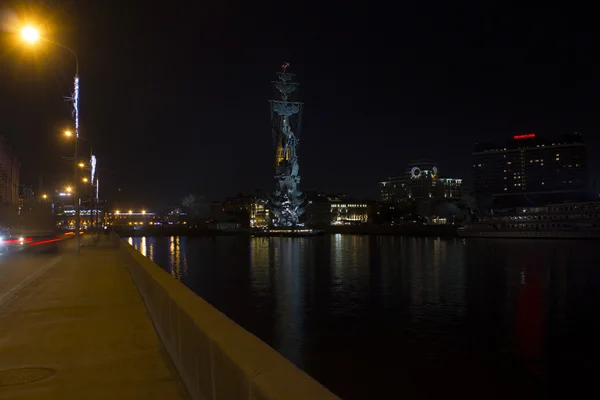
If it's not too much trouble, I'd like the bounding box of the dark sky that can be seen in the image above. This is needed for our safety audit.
[1,1,599,209]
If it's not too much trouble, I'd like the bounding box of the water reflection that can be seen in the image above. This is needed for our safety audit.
[254,238,307,366]
[126,235,600,400]
[129,236,187,281]
[140,236,147,257]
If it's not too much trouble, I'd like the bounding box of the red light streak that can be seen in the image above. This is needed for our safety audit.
[514,133,536,140]
[1,238,33,244]
[29,238,63,247]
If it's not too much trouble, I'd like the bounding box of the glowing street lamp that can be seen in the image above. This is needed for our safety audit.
[82,177,89,183]
[42,194,48,199]
[128,210,133,214]
[115,210,120,215]
[78,162,85,168]
[20,26,40,44]
[66,186,72,193]
[64,130,73,137]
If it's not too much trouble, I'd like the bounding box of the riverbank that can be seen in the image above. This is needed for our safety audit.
[115,224,458,237]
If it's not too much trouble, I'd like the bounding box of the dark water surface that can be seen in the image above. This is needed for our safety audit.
[128,235,600,399]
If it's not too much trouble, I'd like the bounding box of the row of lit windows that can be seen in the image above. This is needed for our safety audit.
[476,160,583,168]
[331,204,368,208]
[487,214,599,222]
[476,142,584,153]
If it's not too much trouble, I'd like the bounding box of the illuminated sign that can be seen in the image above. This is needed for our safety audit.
[514,133,536,140]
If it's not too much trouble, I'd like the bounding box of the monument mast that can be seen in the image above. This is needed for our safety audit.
[269,62,305,228]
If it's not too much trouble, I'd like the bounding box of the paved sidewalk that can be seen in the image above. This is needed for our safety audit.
[0,237,188,399]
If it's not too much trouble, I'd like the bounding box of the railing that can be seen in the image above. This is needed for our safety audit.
[118,237,337,400]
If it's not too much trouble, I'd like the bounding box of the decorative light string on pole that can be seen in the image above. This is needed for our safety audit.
[20,24,83,254]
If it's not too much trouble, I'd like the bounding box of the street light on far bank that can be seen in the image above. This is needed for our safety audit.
[82,177,89,183]
[78,162,85,168]
[66,186,72,193]
[64,130,73,137]
[42,194,48,200]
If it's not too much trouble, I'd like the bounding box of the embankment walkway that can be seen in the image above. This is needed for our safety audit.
[0,237,188,399]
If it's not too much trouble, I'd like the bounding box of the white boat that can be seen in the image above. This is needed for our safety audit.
[458,201,600,239]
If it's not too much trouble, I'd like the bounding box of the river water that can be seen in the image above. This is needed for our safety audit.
[127,235,600,399]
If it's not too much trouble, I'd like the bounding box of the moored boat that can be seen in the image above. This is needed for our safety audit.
[458,201,600,239]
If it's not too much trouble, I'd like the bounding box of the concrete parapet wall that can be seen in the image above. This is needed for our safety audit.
[118,238,338,400]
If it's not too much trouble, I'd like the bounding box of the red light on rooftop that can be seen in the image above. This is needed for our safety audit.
[514,133,536,140]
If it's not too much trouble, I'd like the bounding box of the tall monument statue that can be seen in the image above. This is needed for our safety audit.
[269,63,305,227]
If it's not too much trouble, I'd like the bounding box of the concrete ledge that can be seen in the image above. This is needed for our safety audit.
[118,238,338,400]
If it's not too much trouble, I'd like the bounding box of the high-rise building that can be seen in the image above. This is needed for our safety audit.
[472,133,588,199]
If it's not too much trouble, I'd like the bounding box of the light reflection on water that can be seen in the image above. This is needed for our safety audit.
[127,235,600,400]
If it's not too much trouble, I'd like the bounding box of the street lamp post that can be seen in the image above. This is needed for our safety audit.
[22,27,82,253]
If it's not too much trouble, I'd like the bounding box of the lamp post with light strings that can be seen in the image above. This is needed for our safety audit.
[22,26,82,253]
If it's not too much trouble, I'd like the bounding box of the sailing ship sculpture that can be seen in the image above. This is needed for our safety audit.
[269,63,305,228]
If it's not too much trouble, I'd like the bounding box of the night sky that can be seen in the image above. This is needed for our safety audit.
[1,1,598,209]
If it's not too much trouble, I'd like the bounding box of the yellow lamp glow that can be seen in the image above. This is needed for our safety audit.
[78,162,85,168]
[82,177,88,183]
[66,186,72,193]
[42,194,48,199]
[21,26,40,44]
[64,130,73,137]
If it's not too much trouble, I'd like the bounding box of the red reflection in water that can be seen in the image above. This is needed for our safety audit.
[516,263,545,375]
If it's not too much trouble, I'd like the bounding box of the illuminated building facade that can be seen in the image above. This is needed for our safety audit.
[219,193,269,228]
[472,133,588,198]
[57,206,105,230]
[105,211,160,227]
[330,201,370,225]
[270,63,305,227]
[250,198,270,228]
[379,161,463,203]
[303,191,332,226]
[303,191,371,226]
[0,136,19,214]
